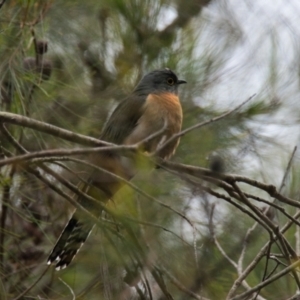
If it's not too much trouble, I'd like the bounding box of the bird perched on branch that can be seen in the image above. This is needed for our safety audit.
[47,68,186,269]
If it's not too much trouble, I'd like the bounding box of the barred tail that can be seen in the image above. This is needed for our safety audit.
[47,153,130,270]
[47,216,94,270]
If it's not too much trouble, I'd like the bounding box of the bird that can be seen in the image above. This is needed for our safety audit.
[47,68,186,270]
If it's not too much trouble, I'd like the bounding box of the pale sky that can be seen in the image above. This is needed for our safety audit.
[196,0,300,183]
[181,0,300,235]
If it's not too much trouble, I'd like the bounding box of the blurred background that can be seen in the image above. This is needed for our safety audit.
[1,0,300,299]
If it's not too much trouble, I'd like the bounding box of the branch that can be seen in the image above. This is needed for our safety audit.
[230,259,300,300]
[160,267,209,300]
[0,144,136,167]
[159,158,300,298]
[238,222,256,275]
[160,160,300,209]
[227,209,300,299]
[12,266,49,300]
[0,0,6,10]
[278,146,297,193]
[48,157,194,229]
[156,94,255,155]
[0,111,110,146]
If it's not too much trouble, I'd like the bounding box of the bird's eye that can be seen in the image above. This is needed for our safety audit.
[167,78,175,85]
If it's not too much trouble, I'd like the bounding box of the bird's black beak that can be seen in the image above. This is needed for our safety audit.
[177,79,187,85]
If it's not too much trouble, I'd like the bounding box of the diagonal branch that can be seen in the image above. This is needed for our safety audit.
[155,94,256,155]
[230,259,300,300]
[0,111,110,146]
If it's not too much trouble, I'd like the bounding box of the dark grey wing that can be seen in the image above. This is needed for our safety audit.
[100,94,146,144]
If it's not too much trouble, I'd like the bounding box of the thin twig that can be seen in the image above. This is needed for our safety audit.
[30,3,50,26]
[227,209,300,299]
[0,125,18,271]
[296,216,300,256]
[245,193,300,227]
[0,110,169,150]
[161,158,300,299]
[1,122,195,260]
[160,267,208,300]
[0,122,173,168]
[279,146,297,193]
[238,222,257,275]
[264,146,297,227]
[61,157,194,228]
[159,160,300,210]
[0,111,110,146]
[230,259,300,300]
[232,182,300,290]
[0,144,136,167]
[12,266,50,300]
[156,94,256,155]
[59,278,76,300]
[0,0,6,10]
[209,204,237,269]
[231,182,273,234]
[256,242,272,300]
[151,268,174,300]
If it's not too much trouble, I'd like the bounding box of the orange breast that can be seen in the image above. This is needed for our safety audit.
[145,92,182,130]
[124,92,183,159]
[146,92,182,116]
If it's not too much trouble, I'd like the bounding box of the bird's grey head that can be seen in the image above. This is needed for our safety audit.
[134,68,186,96]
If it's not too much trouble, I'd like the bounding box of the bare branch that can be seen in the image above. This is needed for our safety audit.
[49,157,195,229]
[160,160,300,209]
[156,94,256,155]
[160,267,209,300]
[230,259,300,300]
[0,144,136,167]
[227,209,300,299]
[0,0,6,10]
[278,146,297,193]
[0,111,110,146]
[12,266,50,300]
